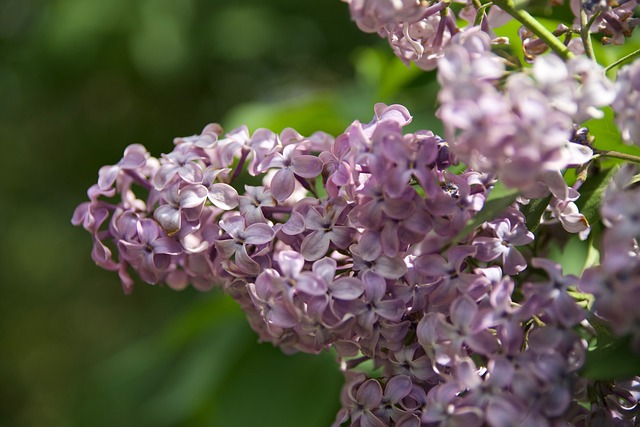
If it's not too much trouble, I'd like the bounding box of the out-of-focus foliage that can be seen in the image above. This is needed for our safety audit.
[0,0,434,426]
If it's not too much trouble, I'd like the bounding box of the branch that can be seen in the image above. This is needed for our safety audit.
[580,9,596,60]
[604,47,640,73]
[594,149,640,165]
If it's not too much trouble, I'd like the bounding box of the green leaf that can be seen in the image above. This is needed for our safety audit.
[451,181,520,244]
[547,234,589,276]
[583,334,640,380]
[521,195,552,233]
[575,165,620,225]
[585,107,640,167]
[584,223,602,270]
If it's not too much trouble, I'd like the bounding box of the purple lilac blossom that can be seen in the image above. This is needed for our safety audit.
[612,58,640,146]
[73,102,638,425]
[342,0,513,70]
[580,165,640,353]
[571,0,639,45]
[438,31,613,193]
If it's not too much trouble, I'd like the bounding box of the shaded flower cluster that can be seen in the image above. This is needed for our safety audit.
[580,165,640,353]
[572,0,640,46]
[436,30,623,239]
[612,58,640,146]
[341,0,511,70]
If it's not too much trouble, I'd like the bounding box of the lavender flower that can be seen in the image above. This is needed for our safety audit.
[118,219,182,284]
[216,216,275,276]
[73,98,640,426]
[474,215,534,275]
[153,183,208,235]
[612,58,640,146]
[299,201,355,261]
[260,143,323,202]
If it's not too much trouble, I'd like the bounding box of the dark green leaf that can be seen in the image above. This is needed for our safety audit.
[575,165,620,225]
[451,181,519,244]
[583,334,640,380]
[521,195,552,233]
[585,107,640,162]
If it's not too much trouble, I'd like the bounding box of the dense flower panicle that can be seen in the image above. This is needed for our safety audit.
[67,0,640,422]
[438,32,614,191]
[74,101,640,425]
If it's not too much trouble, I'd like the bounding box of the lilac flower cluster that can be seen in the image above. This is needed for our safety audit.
[612,58,640,146]
[438,30,614,187]
[572,0,640,46]
[71,0,640,424]
[74,102,640,425]
[580,165,640,353]
[437,30,621,239]
[521,0,639,59]
[341,0,510,70]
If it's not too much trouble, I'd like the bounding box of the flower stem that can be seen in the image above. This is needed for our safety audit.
[493,0,574,60]
[474,2,493,26]
[580,9,596,60]
[603,47,640,73]
[230,148,249,183]
[594,149,640,164]
[124,169,153,190]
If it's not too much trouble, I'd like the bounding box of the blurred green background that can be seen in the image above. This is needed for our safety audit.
[0,1,439,426]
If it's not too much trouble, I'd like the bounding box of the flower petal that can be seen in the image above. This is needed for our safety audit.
[291,155,323,178]
[271,168,296,202]
[244,223,275,245]
[208,183,239,210]
[154,205,181,234]
[330,277,364,300]
[356,379,383,409]
[300,230,331,261]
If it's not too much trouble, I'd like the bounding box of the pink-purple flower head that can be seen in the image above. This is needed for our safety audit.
[300,201,355,261]
[201,166,238,210]
[216,215,275,276]
[238,185,275,224]
[474,215,534,275]
[153,143,204,190]
[153,183,208,236]
[118,218,182,284]
[342,0,514,70]
[260,143,324,202]
[343,0,429,34]
[97,144,148,191]
[572,0,640,45]
[173,123,222,149]
[437,37,613,192]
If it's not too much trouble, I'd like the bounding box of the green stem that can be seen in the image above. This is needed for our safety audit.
[580,9,596,60]
[594,149,640,165]
[474,2,493,26]
[493,0,574,60]
[603,47,640,73]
